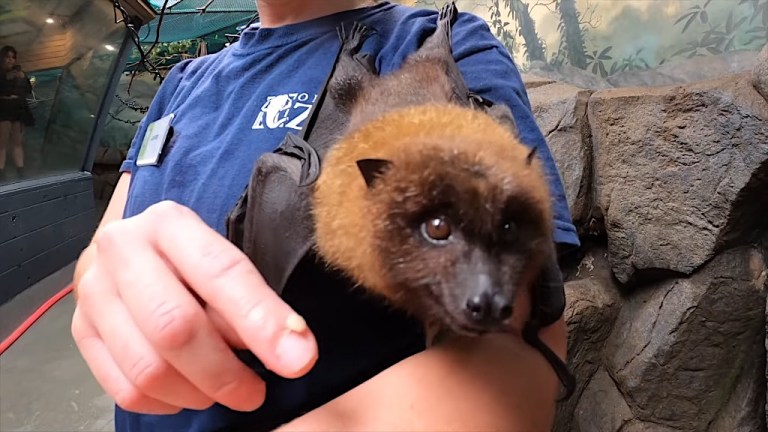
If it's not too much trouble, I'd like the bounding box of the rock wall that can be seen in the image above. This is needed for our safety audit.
[534,45,768,432]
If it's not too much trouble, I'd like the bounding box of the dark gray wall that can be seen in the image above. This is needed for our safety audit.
[0,172,97,305]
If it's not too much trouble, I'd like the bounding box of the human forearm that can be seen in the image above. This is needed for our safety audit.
[277,317,566,432]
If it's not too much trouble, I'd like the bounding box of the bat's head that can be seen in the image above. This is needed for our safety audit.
[355,141,553,336]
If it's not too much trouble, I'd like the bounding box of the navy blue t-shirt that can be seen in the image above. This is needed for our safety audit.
[117,2,580,431]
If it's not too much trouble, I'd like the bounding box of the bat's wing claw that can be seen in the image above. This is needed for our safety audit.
[275,132,322,187]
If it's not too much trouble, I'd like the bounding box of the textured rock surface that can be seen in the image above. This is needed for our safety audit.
[83,47,768,432]
[528,82,593,226]
[603,247,766,431]
[620,421,680,432]
[554,249,621,432]
[574,368,632,432]
[533,50,768,432]
[754,44,768,102]
[588,73,768,283]
[709,344,767,432]
[91,146,130,218]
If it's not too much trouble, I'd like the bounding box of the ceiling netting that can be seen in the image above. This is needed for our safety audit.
[139,0,257,43]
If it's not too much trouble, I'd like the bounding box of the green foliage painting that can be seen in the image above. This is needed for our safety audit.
[413,0,768,79]
[671,0,767,59]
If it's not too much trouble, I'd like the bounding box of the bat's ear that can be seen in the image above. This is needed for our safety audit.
[526,147,538,166]
[356,158,393,188]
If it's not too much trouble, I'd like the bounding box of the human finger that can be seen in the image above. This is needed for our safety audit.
[206,306,248,350]
[76,262,226,411]
[71,304,184,415]
[142,201,318,379]
[93,217,268,412]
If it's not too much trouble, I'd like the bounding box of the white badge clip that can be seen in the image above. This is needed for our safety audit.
[136,113,175,167]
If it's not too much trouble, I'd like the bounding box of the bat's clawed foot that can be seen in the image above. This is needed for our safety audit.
[437,1,459,40]
[330,22,378,113]
[413,0,458,60]
[339,21,374,54]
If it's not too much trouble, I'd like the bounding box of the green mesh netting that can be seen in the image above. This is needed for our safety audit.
[139,0,257,43]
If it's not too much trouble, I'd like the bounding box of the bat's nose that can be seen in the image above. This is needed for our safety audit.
[464,283,513,324]
[459,252,513,327]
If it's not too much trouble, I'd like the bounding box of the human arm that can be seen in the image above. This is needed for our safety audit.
[277,286,566,431]
[70,63,321,415]
[71,190,322,414]
[11,67,32,97]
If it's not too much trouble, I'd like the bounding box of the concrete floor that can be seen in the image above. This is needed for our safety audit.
[0,264,115,432]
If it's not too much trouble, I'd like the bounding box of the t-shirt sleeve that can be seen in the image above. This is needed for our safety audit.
[450,12,581,248]
[119,62,191,174]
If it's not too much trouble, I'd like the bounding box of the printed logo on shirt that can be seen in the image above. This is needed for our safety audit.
[252,92,318,131]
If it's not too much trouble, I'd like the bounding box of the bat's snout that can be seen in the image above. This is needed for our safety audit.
[462,272,513,327]
[464,289,513,324]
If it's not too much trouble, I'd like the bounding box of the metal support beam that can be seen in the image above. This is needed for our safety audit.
[119,0,157,24]
[81,29,135,172]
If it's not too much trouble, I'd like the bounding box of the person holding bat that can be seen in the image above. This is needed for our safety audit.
[71,1,580,431]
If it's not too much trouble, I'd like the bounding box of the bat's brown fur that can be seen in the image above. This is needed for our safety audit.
[306,2,555,335]
[311,102,553,321]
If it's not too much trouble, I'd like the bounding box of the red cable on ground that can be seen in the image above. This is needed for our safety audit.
[0,284,74,356]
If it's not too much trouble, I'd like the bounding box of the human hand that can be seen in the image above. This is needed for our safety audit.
[71,200,318,415]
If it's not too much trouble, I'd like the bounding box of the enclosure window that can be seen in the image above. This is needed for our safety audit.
[0,0,128,186]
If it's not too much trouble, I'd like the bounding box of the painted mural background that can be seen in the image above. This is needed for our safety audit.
[405,0,765,85]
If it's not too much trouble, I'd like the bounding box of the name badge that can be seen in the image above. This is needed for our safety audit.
[136,113,175,166]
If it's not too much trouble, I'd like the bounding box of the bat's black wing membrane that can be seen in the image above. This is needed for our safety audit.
[226,134,321,294]
[226,22,378,295]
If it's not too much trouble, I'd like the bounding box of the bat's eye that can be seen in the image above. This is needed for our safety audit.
[422,216,452,242]
[501,221,518,243]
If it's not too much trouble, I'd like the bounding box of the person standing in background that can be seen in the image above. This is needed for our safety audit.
[0,45,33,180]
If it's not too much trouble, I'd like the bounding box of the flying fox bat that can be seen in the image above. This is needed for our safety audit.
[227,1,575,398]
